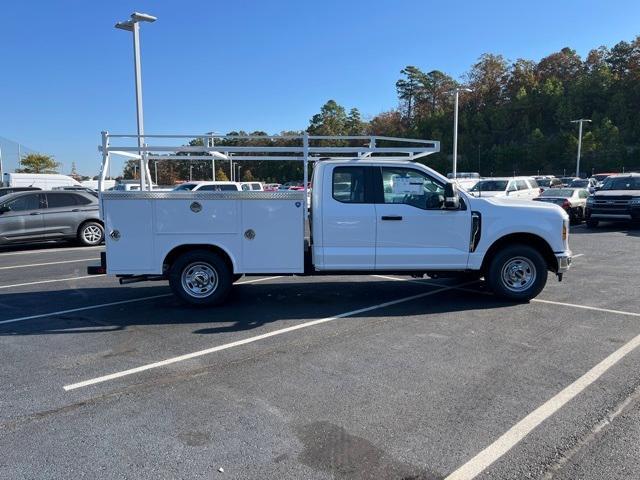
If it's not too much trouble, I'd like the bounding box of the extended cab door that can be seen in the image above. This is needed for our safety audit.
[319,165,376,270]
[374,167,471,270]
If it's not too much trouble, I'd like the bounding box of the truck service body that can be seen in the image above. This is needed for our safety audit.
[90,133,572,305]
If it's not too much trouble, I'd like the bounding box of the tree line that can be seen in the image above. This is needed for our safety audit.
[19,34,640,183]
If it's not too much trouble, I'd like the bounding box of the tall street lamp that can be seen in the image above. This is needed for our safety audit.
[571,119,591,178]
[451,87,472,179]
[115,12,157,189]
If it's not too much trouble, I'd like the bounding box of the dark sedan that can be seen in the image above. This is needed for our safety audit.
[0,190,103,246]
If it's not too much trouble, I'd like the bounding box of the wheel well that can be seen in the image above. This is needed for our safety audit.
[481,233,557,273]
[163,244,234,275]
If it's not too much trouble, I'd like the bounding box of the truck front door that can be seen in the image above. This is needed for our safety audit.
[320,165,376,270]
[374,167,471,270]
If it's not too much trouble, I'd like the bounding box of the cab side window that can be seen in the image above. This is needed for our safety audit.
[333,167,366,203]
[3,194,40,212]
[380,167,445,210]
[46,193,78,208]
[516,180,529,190]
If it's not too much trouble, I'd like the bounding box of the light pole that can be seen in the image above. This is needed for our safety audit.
[115,12,156,190]
[571,119,591,178]
[205,131,219,180]
[451,87,472,179]
[189,164,193,182]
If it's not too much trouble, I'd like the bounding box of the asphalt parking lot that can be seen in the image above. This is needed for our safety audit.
[1,224,640,480]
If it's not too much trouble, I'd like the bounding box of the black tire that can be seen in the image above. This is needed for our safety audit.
[78,221,104,246]
[586,218,599,228]
[486,244,548,301]
[168,250,232,306]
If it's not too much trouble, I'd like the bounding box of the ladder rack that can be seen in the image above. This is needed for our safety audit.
[98,132,440,194]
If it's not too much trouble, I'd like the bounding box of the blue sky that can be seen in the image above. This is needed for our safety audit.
[1,0,639,176]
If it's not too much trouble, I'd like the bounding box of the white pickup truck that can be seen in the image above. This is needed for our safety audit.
[90,133,572,305]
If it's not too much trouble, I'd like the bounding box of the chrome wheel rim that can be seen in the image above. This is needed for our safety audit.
[181,262,218,298]
[500,256,536,293]
[83,225,102,244]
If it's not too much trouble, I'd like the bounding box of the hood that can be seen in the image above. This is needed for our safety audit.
[594,189,640,197]
[468,194,568,217]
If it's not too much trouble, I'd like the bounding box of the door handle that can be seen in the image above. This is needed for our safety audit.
[381,215,403,221]
[71,209,81,212]
[29,212,41,215]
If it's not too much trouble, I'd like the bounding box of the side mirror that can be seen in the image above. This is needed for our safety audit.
[594,186,601,192]
[0,206,9,214]
[444,182,460,209]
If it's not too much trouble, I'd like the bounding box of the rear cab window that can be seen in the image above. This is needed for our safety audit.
[332,167,366,203]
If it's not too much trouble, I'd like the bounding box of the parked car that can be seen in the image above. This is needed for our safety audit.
[559,176,579,187]
[534,187,590,224]
[591,172,617,188]
[53,185,99,197]
[447,172,481,191]
[536,178,563,190]
[467,177,540,200]
[585,173,640,227]
[263,183,281,192]
[0,186,41,198]
[569,178,597,194]
[0,190,103,246]
[172,181,241,192]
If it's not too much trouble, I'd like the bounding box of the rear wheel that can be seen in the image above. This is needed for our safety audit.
[78,221,104,246]
[169,250,232,306]
[486,244,547,301]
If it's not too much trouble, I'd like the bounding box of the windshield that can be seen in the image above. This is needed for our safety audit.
[173,183,196,191]
[601,176,640,191]
[593,174,611,182]
[470,180,508,192]
[537,179,551,187]
[541,188,575,197]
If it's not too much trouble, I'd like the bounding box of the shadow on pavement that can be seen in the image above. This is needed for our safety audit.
[0,279,516,338]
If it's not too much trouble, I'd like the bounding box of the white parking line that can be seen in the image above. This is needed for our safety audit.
[0,274,106,290]
[0,246,103,257]
[445,331,640,480]
[0,276,282,326]
[63,280,474,391]
[0,258,96,270]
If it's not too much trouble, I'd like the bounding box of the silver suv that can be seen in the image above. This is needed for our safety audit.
[0,191,103,246]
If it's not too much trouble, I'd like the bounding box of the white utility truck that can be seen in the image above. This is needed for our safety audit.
[88,133,572,305]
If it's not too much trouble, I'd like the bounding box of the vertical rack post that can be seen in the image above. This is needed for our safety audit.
[302,132,309,213]
[99,131,110,192]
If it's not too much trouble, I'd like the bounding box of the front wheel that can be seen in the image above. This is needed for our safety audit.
[169,250,232,306]
[486,244,548,301]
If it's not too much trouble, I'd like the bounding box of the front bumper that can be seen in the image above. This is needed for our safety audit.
[555,252,572,274]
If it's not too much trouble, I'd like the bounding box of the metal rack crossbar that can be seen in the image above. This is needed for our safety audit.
[98,131,440,201]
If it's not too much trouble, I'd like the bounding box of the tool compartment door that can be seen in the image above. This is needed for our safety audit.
[241,199,304,273]
[103,197,155,273]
